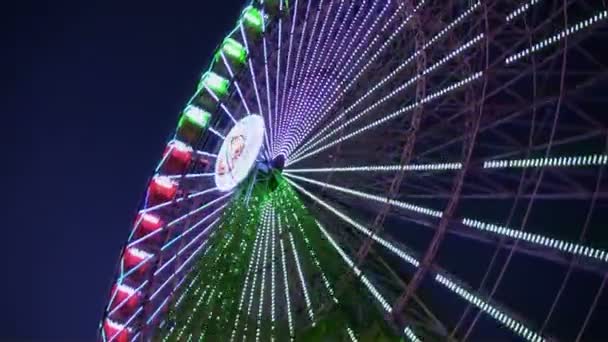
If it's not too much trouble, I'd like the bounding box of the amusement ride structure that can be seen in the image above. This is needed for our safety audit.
[100,0,608,340]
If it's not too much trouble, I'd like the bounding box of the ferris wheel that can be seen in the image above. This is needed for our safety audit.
[100,0,608,341]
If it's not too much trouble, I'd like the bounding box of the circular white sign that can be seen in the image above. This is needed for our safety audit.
[214,115,265,191]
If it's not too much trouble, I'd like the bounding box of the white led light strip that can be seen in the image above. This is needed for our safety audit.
[289,230,316,325]
[286,205,338,303]
[230,206,265,342]
[435,274,546,342]
[243,206,269,339]
[484,154,608,169]
[292,1,481,159]
[316,220,393,313]
[286,162,462,173]
[287,172,607,262]
[285,177,421,267]
[285,173,443,219]
[288,179,544,339]
[278,214,295,340]
[346,326,359,342]
[293,31,483,159]
[506,0,540,22]
[462,218,608,262]
[278,0,398,155]
[270,204,277,340]
[506,11,608,64]
[288,0,425,155]
[287,72,483,166]
[403,327,422,342]
[286,154,607,173]
[255,206,272,341]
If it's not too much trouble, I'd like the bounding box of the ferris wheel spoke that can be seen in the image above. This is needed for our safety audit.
[149,219,220,300]
[505,10,608,65]
[286,177,421,267]
[281,0,408,157]
[293,34,483,162]
[201,83,237,124]
[291,0,380,139]
[254,203,272,340]
[229,203,265,341]
[279,196,338,303]
[276,212,295,340]
[287,0,337,118]
[241,205,268,340]
[285,173,608,270]
[284,0,327,117]
[314,220,393,313]
[296,173,608,272]
[291,5,483,159]
[286,71,483,166]
[402,326,423,342]
[295,183,550,341]
[261,12,275,154]
[506,0,543,22]
[195,149,217,158]
[240,23,272,159]
[118,211,225,283]
[219,51,252,116]
[165,172,214,180]
[160,205,226,252]
[138,187,219,214]
[276,0,301,157]
[127,192,232,248]
[276,0,314,152]
[289,0,352,124]
[284,0,321,119]
[431,271,548,342]
[272,6,284,157]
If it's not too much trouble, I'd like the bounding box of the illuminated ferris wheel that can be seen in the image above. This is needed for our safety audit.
[100,0,608,341]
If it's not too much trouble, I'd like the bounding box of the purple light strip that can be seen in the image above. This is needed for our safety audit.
[285,0,416,157]
[278,0,398,157]
[282,0,317,121]
[276,0,301,156]
[272,19,283,157]
[293,32,484,160]
[261,12,275,154]
[284,0,328,118]
[274,0,389,156]
[293,0,479,159]
[285,0,350,152]
[277,0,334,154]
[289,0,350,122]
[287,0,367,150]
[276,0,313,154]
[289,0,342,121]
[240,23,272,160]
[220,51,251,115]
[286,72,483,166]
[272,14,283,157]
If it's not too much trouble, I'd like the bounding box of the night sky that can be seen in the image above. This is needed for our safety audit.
[4,0,243,339]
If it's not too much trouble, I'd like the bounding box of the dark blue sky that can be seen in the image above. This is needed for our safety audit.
[3,0,243,338]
